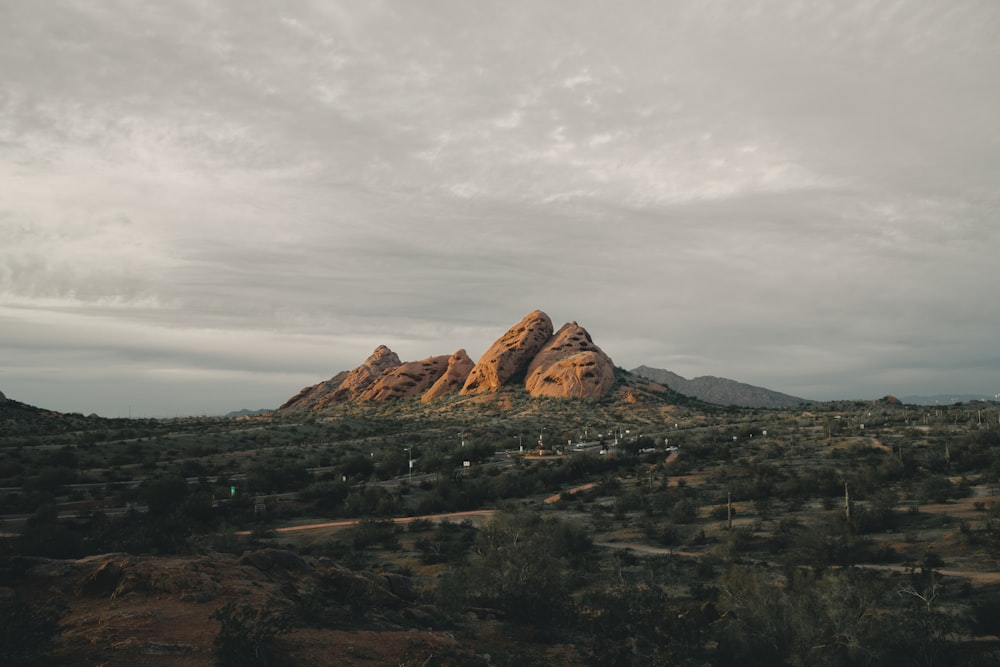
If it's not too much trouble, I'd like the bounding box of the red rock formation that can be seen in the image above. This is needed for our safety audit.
[278,371,349,411]
[278,345,401,410]
[361,354,451,401]
[524,322,616,399]
[277,312,620,410]
[422,350,475,403]
[318,344,401,406]
[461,310,554,395]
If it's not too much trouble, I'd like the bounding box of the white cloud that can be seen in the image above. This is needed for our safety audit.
[1,1,999,413]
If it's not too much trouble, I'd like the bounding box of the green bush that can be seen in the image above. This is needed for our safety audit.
[0,597,59,665]
[211,600,291,667]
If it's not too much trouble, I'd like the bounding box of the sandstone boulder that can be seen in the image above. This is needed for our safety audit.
[361,354,451,401]
[524,322,616,399]
[422,349,475,403]
[461,310,554,395]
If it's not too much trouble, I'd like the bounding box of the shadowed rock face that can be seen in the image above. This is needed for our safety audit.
[525,322,616,399]
[422,350,475,403]
[278,371,349,411]
[0,390,6,403]
[361,355,451,401]
[460,310,554,395]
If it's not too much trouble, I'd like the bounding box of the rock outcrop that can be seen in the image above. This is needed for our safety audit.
[460,310,554,395]
[524,322,616,399]
[278,345,401,410]
[361,354,450,401]
[422,350,475,403]
[328,345,402,403]
[278,371,349,411]
[278,310,620,410]
[0,390,6,404]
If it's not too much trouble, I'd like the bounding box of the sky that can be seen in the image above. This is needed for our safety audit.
[2,1,999,417]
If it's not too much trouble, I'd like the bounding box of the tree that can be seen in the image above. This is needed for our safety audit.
[211,600,291,667]
[0,596,60,666]
[455,511,586,625]
[142,475,188,515]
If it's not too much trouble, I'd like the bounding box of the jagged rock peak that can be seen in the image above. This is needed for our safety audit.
[277,345,402,411]
[0,390,6,403]
[361,354,451,401]
[277,312,621,410]
[525,322,616,399]
[461,310,554,395]
[422,350,475,403]
[325,345,402,403]
[366,345,400,366]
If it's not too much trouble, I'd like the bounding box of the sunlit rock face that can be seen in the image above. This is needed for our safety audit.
[460,310,554,395]
[524,322,616,399]
[278,345,401,410]
[361,354,451,401]
[277,310,619,410]
[422,350,475,403]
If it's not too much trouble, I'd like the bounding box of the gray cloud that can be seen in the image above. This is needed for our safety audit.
[2,1,999,415]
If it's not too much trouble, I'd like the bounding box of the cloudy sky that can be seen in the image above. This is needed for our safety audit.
[2,1,999,416]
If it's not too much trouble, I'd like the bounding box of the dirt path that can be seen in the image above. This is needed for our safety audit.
[544,482,598,504]
[543,451,682,504]
[234,509,496,536]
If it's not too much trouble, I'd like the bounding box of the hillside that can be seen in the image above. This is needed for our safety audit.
[630,365,808,408]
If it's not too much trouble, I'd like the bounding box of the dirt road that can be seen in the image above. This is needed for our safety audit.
[234,509,496,536]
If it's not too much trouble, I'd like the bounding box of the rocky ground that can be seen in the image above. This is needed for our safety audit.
[9,548,492,666]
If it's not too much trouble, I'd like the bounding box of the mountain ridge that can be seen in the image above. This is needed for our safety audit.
[630,365,809,409]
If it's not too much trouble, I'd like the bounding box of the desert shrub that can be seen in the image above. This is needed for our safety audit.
[449,511,585,625]
[710,503,733,521]
[970,592,1000,636]
[669,498,699,523]
[348,519,400,551]
[141,474,189,515]
[915,475,957,504]
[0,597,60,665]
[579,572,714,666]
[16,504,83,559]
[406,518,434,532]
[714,567,904,667]
[211,599,291,667]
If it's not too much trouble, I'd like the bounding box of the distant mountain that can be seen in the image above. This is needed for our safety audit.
[224,408,273,418]
[630,365,809,409]
[898,394,998,406]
